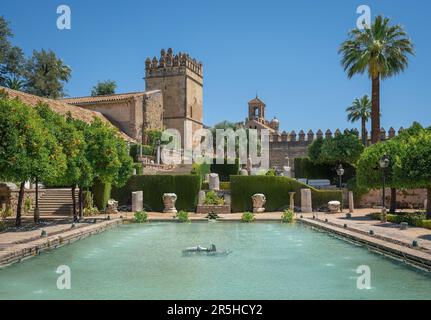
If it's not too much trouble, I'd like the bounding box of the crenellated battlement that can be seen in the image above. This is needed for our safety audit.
[269,127,403,143]
[145,48,203,77]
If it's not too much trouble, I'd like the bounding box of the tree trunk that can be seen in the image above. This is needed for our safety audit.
[390,188,397,214]
[72,185,77,222]
[78,187,83,220]
[427,187,431,219]
[361,117,367,145]
[15,181,26,228]
[371,75,381,144]
[34,178,40,223]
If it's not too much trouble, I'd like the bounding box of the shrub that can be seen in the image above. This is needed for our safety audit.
[281,209,294,223]
[133,163,143,175]
[92,179,112,211]
[210,158,240,181]
[191,162,210,181]
[265,169,276,176]
[83,191,94,210]
[0,208,12,219]
[204,190,224,205]
[111,175,201,212]
[230,175,342,212]
[201,181,209,190]
[241,211,255,222]
[206,211,219,220]
[134,210,148,223]
[129,144,154,161]
[24,196,32,215]
[176,210,189,222]
[368,212,431,230]
[83,206,99,216]
[220,182,230,190]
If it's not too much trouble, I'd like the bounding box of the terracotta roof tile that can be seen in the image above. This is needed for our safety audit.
[60,90,160,105]
[0,86,136,142]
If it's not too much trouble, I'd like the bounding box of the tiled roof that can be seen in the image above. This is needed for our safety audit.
[0,86,136,142]
[60,90,160,105]
[248,96,265,105]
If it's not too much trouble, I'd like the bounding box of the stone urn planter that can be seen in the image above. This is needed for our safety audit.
[106,199,119,214]
[163,193,177,214]
[327,201,341,213]
[252,193,266,213]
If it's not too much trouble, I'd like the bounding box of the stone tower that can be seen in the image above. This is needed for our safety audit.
[145,48,203,147]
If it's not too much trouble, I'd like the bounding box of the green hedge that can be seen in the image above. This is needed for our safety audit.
[191,162,210,181]
[210,158,240,181]
[294,157,355,185]
[92,179,112,210]
[230,175,342,212]
[133,163,143,175]
[369,212,431,230]
[111,175,201,211]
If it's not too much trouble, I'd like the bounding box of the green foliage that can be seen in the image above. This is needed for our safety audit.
[23,196,32,215]
[83,206,99,216]
[0,207,12,219]
[134,210,148,223]
[85,118,133,187]
[369,212,430,229]
[281,209,295,223]
[265,169,276,176]
[201,181,209,190]
[24,49,72,98]
[176,210,189,222]
[133,163,143,175]
[111,175,201,212]
[204,190,224,205]
[91,79,116,96]
[347,177,369,205]
[339,15,414,80]
[83,191,94,210]
[220,182,230,190]
[241,211,255,223]
[318,133,364,166]
[129,144,154,161]
[230,176,342,212]
[191,162,210,181]
[294,157,355,183]
[210,158,240,181]
[206,211,219,220]
[92,179,112,211]
[356,138,403,189]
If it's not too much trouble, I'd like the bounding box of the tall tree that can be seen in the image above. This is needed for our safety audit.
[0,95,55,227]
[91,80,116,96]
[24,49,71,98]
[0,16,25,87]
[340,15,414,144]
[346,95,371,145]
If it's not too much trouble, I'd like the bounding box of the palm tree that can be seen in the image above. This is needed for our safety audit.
[4,77,25,91]
[339,15,414,144]
[346,95,371,145]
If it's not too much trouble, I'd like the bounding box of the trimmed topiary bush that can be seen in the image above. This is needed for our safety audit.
[230,175,342,212]
[92,179,112,211]
[111,175,201,212]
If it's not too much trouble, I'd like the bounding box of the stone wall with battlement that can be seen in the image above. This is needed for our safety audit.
[268,127,405,174]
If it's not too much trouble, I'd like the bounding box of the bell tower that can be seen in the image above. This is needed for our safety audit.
[248,95,266,122]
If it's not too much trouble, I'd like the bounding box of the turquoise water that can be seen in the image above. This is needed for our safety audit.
[0,222,430,300]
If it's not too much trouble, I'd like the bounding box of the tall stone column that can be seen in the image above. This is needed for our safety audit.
[301,189,312,213]
[348,191,354,213]
[132,191,143,212]
[289,192,296,211]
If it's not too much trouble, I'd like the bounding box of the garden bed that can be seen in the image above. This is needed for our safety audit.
[196,205,231,214]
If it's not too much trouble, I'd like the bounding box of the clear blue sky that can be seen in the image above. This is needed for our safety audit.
[2,0,430,132]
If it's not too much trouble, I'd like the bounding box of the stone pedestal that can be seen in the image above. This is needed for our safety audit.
[252,193,266,213]
[209,173,220,191]
[289,192,296,211]
[198,190,206,205]
[348,191,354,213]
[106,199,119,214]
[163,193,177,214]
[283,166,292,178]
[301,189,312,213]
[132,191,143,212]
[328,201,341,213]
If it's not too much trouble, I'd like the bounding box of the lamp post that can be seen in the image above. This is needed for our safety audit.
[379,154,390,222]
[336,164,345,212]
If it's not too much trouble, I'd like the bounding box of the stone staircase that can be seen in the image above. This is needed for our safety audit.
[30,188,78,216]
